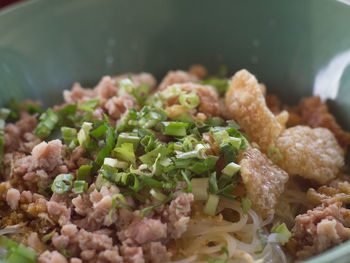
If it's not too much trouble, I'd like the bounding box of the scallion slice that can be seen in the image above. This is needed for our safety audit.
[221,162,241,177]
[150,189,167,201]
[191,178,209,201]
[203,194,220,216]
[103,157,129,169]
[78,99,100,112]
[72,180,88,194]
[51,174,74,194]
[113,143,136,164]
[77,165,92,181]
[162,122,188,137]
[116,132,140,150]
[77,122,93,147]
[179,91,199,109]
[61,127,77,146]
[241,197,252,214]
[34,108,59,138]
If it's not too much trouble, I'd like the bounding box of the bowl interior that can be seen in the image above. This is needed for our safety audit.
[1,0,350,262]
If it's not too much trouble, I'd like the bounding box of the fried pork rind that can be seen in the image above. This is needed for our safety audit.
[238,148,289,218]
[276,126,344,184]
[307,180,350,205]
[288,96,350,149]
[225,69,287,152]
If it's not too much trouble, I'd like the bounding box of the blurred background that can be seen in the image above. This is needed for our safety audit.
[0,0,22,9]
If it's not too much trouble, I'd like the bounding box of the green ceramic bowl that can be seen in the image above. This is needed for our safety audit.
[1,0,350,262]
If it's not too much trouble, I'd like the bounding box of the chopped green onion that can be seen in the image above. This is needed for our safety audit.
[205,117,224,127]
[205,246,229,263]
[201,79,229,95]
[176,143,209,160]
[78,99,100,112]
[113,143,136,164]
[6,99,21,122]
[150,189,167,201]
[34,108,59,138]
[191,178,209,201]
[104,157,129,169]
[222,162,241,177]
[255,228,268,254]
[162,122,188,137]
[139,145,171,167]
[93,124,116,172]
[131,83,150,107]
[108,194,128,222]
[51,174,74,194]
[61,127,77,146]
[188,156,218,175]
[119,78,134,95]
[181,170,192,193]
[117,133,140,150]
[77,165,92,181]
[179,91,199,109]
[241,197,251,214]
[227,120,240,129]
[41,229,56,243]
[140,192,174,218]
[160,84,181,99]
[72,180,88,194]
[203,194,220,216]
[270,223,291,245]
[0,236,36,263]
[77,122,93,147]
[213,130,241,149]
[25,104,44,115]
[0,108,10,119]
[90,124,108,138]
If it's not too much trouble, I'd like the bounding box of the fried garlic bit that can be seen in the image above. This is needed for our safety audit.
[276,126,344,184]
[238,148,289,218]
[225,69,345,184]
[225,69,287,152]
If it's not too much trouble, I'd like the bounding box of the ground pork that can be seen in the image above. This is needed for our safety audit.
[142,242,171,263]
[167,193,194,238]
[288,96,350,149]
[225,69,287,152]
[4,112,39,153]
[275,126,344,184]
[6,188,20,210]
[292,200,350,259]
[13,140,64,186]
[188,65,207,79]
[238,148,289,218]
[72,185,120,230]
[38,250,68,263]
[64,73,156,107]
[104,94,136,120]
[47,200,71,226]
[122,218,167,244]
[121,246,144,263]
[158,70,199,91]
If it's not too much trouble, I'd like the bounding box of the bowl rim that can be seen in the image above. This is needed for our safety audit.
[1,1,350,263]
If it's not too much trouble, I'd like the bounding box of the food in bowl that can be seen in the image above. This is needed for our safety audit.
[0,65,349,263]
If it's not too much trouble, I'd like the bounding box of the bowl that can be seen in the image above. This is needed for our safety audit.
[1,0,350,262]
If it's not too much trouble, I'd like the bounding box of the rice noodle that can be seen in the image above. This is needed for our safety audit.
[171,200,289,263]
